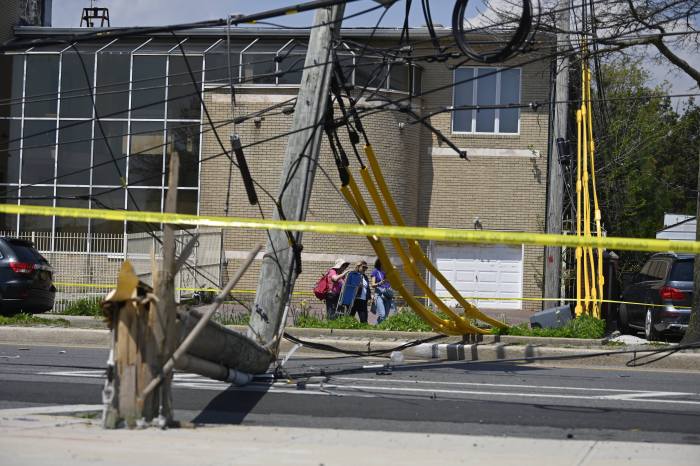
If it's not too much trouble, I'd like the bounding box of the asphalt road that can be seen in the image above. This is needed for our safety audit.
[2,343,700,444]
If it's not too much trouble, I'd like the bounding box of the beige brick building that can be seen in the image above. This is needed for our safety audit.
[2,27,553,317]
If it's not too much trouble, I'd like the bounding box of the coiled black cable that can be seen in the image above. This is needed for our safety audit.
[451,0,533,63]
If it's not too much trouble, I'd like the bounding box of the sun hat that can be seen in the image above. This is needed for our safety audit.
[333,257,349,269]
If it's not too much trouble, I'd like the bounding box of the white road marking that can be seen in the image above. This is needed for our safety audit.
[36,370,700,406]
[335,376,700,396]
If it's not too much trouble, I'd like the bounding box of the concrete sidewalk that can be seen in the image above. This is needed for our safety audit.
[0,405,698,466]
[1,320,699,371]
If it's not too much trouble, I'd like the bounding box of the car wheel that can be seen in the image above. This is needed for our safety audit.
[645,308,660,341]
[618,304,632,334]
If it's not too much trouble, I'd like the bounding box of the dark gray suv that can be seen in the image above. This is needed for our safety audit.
[618,253,692,340]
[0,237,55,314]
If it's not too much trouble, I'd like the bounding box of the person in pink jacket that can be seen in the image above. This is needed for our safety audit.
[325,258,349,319]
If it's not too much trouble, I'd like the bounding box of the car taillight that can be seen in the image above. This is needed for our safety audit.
[660,286,686,301]
[9,261,35,275]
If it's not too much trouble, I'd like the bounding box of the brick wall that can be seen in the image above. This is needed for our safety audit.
[201,49,553,315]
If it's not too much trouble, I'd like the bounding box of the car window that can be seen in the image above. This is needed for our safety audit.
[644,261,660,280]
[655,261,669,280]
[670,260,694,281]
[7,243,43,263]
[639,260,652,280]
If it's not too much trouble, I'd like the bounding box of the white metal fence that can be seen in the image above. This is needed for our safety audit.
[126,227,223,302]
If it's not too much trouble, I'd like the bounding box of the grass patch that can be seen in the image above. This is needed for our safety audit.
[493,314,605,339]
[293,309,437,332]
[0,312,70,327]
[59,298,102,317]
[214,312,250,326]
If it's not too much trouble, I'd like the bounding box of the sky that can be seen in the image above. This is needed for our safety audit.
[51,0,698,104]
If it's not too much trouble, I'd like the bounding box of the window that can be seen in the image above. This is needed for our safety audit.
[165,122,199,188]
[670,260,693,281]
[96,50,130,118]
[0,119,21,184]
[129,122,164,187]
[19,186,53,232]
[90,187,124,235]
[55,187,89,241]
[452,67,521,134]
[167,56,202,119]
[0,55,24,118]
[92,121,127,186]
[132,55,166,119]
[57,120,92,185]
[25,55,59,118]
[60,52,95,118]
[21,120,56,185]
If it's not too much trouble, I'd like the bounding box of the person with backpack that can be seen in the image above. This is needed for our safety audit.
[318,258,349,320]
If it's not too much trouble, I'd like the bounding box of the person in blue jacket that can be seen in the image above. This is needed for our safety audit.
[349,259,371,324]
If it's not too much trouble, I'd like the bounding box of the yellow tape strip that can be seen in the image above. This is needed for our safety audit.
[5,203,700,254]
[53,283,689,310]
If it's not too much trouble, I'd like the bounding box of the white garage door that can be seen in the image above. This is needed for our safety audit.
[433,243,523,310]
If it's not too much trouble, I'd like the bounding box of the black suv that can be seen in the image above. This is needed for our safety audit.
[0,237,55,313]
[618,253,692,340]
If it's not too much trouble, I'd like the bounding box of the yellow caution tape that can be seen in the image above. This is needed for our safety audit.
[4,203,700,254]
[53,282,689,310]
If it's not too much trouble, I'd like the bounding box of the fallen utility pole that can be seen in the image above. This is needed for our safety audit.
[543,0,570,306]
[248,3,346,350]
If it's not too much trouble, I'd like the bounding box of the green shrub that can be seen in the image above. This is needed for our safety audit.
[294,314,371,330]
[493,314,605,339]
[376,308,434,332]
[60,298,102,317]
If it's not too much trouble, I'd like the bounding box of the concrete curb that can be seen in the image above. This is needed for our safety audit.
[2,325,698,371]
[37,314,609,347]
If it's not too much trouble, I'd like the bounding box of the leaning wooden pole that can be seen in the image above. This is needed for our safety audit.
[248,4,346,351]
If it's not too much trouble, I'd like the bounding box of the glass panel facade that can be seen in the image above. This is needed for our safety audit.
[0,55,24,118]
[166,122,199,188]
[0,186,18,231]
[25,55,59,117]
[132,55,166,119]
[55,187,89,237]
[93,121,127,186]
[96,51,130,118]
[60,52,95,118]
[57,120,92,185]
[19,185,53,232]
[90,187,124,234]
[21,120,56,185]
[127,188,162,233]
[0,119,21,184]
[167,55,203,119]
[129,122,164,187]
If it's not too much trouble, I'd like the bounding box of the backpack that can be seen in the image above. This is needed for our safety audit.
[313,269,334,301]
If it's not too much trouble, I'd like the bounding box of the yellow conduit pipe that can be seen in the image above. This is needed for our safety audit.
[575,109,583,316]
[585,69,604,317]
[342,172,462,334]
[358,167,482,334]
[364,144,508,329]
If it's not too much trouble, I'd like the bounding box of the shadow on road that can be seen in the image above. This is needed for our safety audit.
[192,384,270,425]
